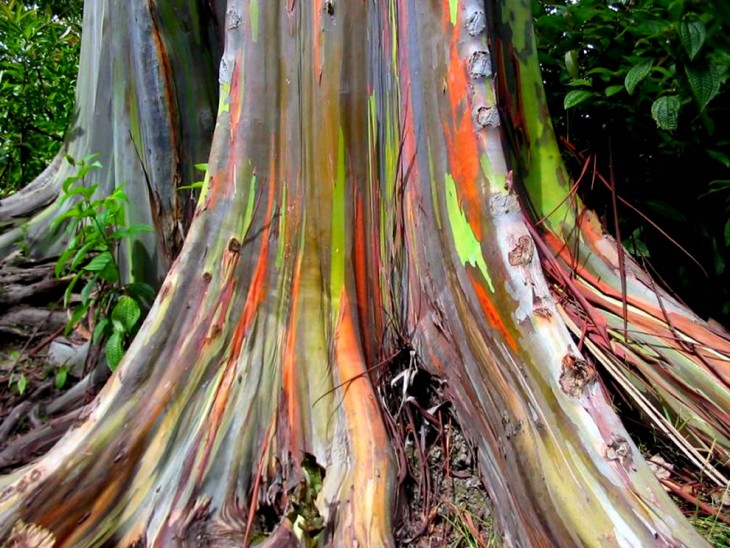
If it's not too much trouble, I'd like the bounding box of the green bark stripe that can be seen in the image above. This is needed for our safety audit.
[218,83,231,114]
[449,0,458,25]
[243,168,257,236]
[330,128,346,314]
[445,173,494,292]
[250,0,259,42]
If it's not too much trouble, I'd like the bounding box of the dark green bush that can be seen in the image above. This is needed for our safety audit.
[534,0,730,321]
[0,0,82,197]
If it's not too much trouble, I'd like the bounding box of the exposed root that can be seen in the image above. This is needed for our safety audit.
[0,408,83,471]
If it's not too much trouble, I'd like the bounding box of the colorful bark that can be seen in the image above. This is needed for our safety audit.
[0,0,721,546]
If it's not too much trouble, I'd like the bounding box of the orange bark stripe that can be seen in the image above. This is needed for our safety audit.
[229,51,243,128]
[282,249,304,453]
[239,155,277,335]
[334,289,390,457]
[468,270,517,351]
[334,290,392,543]
[445,32,482,240]
[312,0,322,75]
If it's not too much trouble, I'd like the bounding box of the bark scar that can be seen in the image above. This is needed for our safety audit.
[559,352,597,398]
[508,235,534,267]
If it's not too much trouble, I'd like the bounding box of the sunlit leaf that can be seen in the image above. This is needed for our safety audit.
[105,331,124,370]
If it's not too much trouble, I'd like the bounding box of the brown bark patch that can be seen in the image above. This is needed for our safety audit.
[606,436,632,466]
[558,353,597,398]
[508,235,534,267]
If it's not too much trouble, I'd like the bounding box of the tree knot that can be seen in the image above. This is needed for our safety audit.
[228,238,241,253]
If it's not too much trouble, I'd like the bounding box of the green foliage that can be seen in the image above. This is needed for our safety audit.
[177,163,209,191]
[0,0,82,197]
[51,155,154,370]
[536,0,729,123]
[9,372,28,396]
[534,0,730,322]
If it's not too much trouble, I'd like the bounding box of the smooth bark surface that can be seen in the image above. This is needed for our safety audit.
[0,1,726,546]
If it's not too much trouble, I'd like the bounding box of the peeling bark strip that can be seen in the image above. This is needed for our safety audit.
[0,0,721,546]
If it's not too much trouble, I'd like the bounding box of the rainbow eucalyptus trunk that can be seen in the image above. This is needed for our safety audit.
[0,0,726,546]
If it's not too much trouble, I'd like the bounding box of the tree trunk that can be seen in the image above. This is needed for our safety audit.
[0,0,220,285]
[0,0,726,546]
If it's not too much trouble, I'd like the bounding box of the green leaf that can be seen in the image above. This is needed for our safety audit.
[80,277,97,306]
[685,62,722,110]
[624,228,650,258]
[98,260,120,283]
[63,271,85,308]
[93,317,110,344]
[564,50,579,79]
[725,219,730,247]
[125,281,156,303]
[55,247,75,277]
[55,367,68,390]
[105,331,125,370]
[708,150,730,169]
[111,295,141,333]
[16,374,27,395]
[605,85,624,97]
[567,78,591,87]
[111,224,153,239]
[586,67,616,77]
[679,19,705,61]
[301,453,325,497]
[644,200,688,223]
[651,95,681,130]
[177,182,204,191]
[70,240,101,269]
[563,90,593,109]
[624,59,653,95]
[83,251,114,272]
[66,304,88,334]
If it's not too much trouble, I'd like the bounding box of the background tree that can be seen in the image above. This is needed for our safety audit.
[0,0,728,546]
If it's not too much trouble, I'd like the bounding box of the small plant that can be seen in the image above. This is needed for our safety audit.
[51,154,155,370]
[9,373,27,396]
[177,163,208,192]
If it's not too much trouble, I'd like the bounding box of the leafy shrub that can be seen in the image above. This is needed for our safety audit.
[51,155,154,370]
